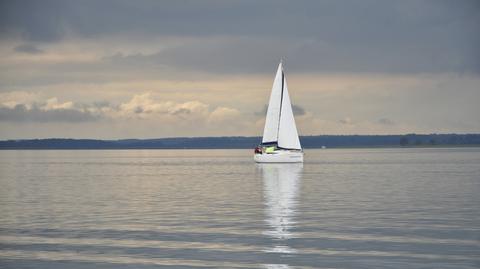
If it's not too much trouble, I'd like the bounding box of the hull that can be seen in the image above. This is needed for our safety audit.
[254,150,304,163]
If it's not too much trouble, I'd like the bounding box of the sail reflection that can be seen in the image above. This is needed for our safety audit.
[259,163,303,259]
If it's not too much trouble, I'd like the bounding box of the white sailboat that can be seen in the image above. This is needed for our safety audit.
[254,61,303,163]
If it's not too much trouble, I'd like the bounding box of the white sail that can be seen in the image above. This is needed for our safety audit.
[262,63,284,143]
[277,75,302,149]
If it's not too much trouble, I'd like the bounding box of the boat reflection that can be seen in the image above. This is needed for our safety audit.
[258,163,303,268]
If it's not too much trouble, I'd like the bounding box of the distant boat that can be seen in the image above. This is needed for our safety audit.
[254,61,303,163]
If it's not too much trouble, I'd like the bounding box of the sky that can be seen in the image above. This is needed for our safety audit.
[0,0,479,139]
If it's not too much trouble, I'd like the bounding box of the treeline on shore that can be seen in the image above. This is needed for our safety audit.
[0,134,479,149]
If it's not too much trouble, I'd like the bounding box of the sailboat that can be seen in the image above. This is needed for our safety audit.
[254,61,304,163]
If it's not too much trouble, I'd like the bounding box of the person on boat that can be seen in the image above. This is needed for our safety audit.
[254,146,262,154]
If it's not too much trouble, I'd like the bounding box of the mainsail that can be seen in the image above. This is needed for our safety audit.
[262,62,302,150]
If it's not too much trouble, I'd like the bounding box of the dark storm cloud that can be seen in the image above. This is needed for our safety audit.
[1,0,479,74]
[14,44,44,54]
[0,104,98,122]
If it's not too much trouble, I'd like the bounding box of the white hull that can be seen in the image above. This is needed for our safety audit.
[254,150,304,163]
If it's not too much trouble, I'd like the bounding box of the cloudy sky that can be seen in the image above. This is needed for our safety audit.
[0,0,479,139]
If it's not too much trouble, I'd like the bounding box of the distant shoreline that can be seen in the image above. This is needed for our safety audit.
[1,134,479,150]
[1,146,479,151]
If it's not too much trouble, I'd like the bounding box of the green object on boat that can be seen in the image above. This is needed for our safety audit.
[265,146,275,153]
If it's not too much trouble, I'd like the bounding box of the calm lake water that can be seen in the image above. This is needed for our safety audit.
[0,148,479,268]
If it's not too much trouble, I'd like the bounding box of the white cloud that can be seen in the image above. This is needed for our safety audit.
[44,97,74,110]
[115,93,234,124]
[0,92,246,134]
[0,91,40,108]
[208,107,241,123]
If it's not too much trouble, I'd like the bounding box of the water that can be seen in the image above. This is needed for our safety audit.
[0,148,479,268]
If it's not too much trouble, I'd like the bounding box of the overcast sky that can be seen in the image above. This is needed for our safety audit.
[0,0,479,139]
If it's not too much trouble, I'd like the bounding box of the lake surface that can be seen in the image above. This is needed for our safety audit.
[0,148,479,268]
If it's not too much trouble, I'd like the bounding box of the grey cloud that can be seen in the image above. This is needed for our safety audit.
[170,108,191,116]
[0,104,98,122]
[0,0,67,42]
[14,44,44,54]
[254,105,267,117]
[1,0,478,74]
[104,33,479,74]
[92,101,111,108]
[292,105,305,116]
[339,118,353,125]
[378,118,395,125]
[255,104,306,117]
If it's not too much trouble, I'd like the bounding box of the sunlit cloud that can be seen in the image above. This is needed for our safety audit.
[0,92,245,131]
